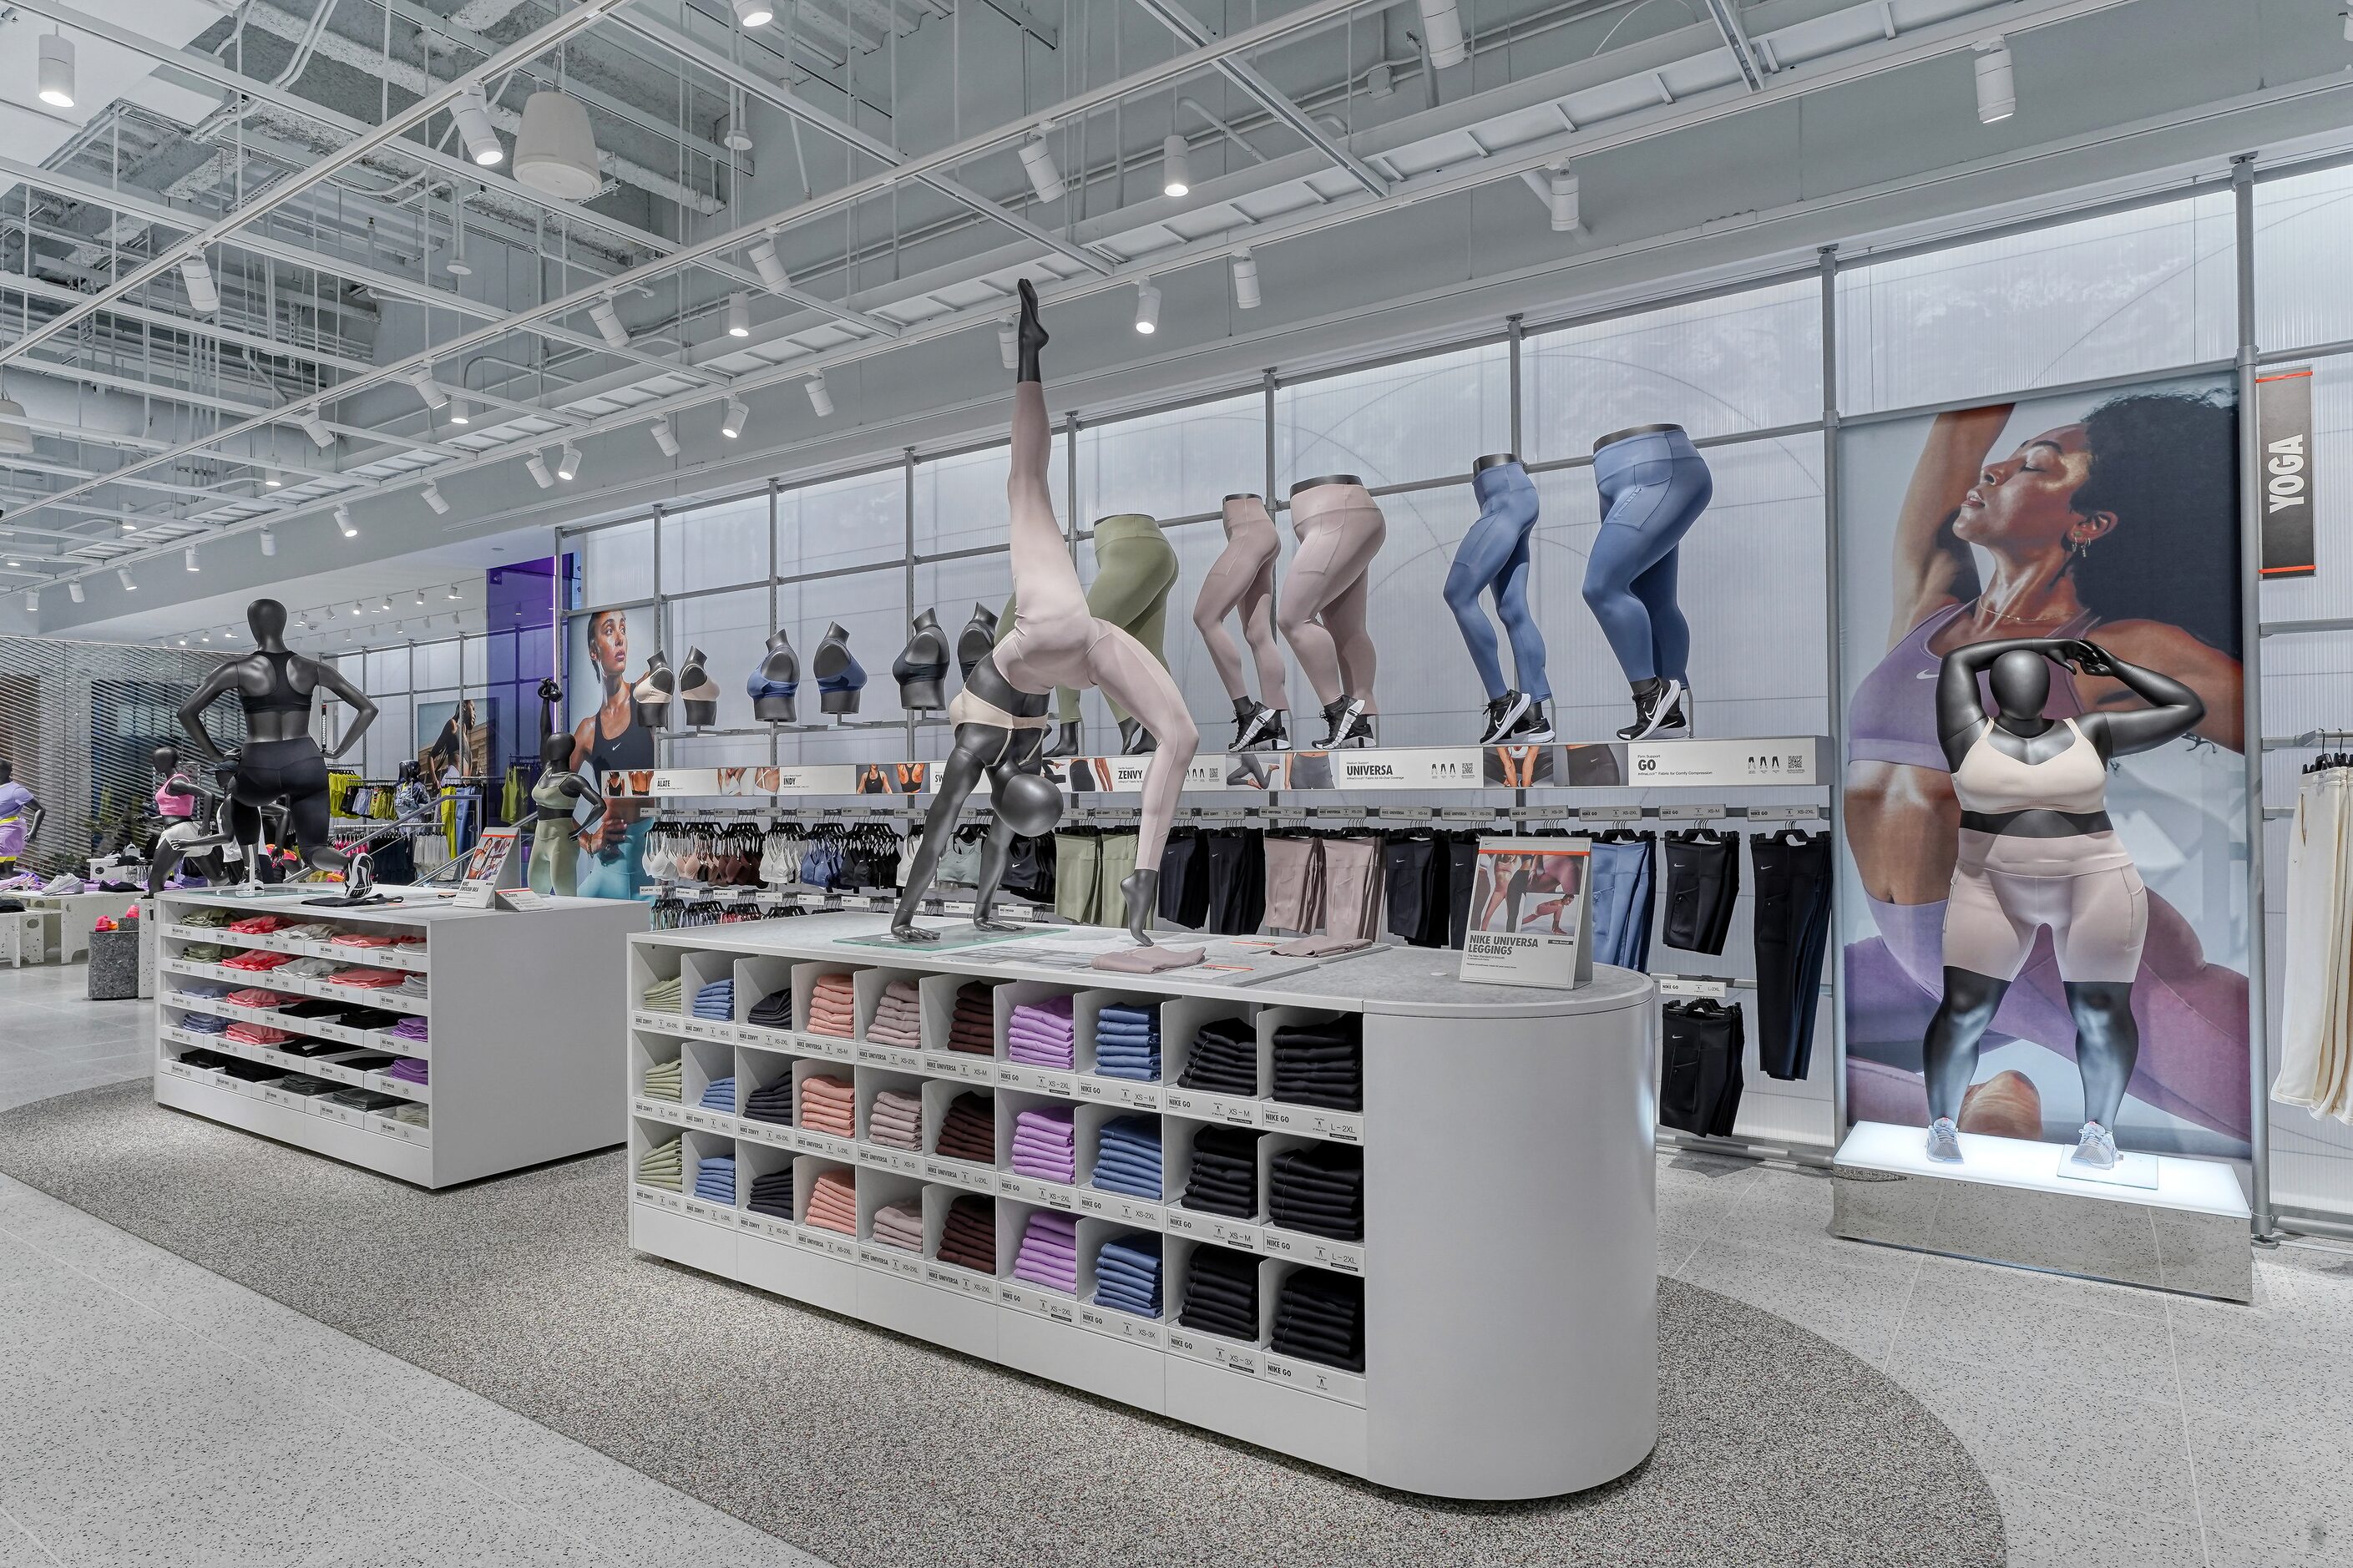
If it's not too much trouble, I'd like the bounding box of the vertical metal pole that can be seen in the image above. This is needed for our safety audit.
[768,482,781,770]
[2233,155,2276,1239]
[1819,245,1850,1151]
[1507,314,1524,456]
[1065,409,1081,558]
[550,528,567,683]
[650,503,665,771]
[1264,367,1282,741]
[1263,368,1278,508]
[904,448,918,758]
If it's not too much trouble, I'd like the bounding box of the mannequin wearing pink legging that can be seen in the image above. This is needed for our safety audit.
[1280,477,1386,747]
[1192,493,1290,751]
[994,280,1199,943]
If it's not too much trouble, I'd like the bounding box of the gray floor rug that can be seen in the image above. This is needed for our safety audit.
[0,1083,2002,1567]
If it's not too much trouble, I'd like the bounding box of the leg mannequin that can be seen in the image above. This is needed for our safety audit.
[1921,966,2011,1122]
[1278,502,1385,708]
[1193,500,1288,708]
[2067,980,2140,1129]
[1055,521,1178,725]
[1445,468,1546,701]
[1322,562,1379,717]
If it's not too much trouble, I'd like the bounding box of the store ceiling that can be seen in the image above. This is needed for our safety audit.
[3,0,2350,644]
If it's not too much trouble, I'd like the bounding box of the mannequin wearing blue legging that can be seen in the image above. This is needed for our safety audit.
[1445,453,1551,743]
[1581,422,1713,739]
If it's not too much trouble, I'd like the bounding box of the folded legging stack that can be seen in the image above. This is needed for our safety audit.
[799,1074,856,1137]
[643,1059,683,1101]
[1012,1209,1079,1292]
[749,988,793,1030]
[1271,1016,1362,1112]
[743,1076,793,1125]
[1272,1268,1364,1372]
[1010,1104,1076,1183]
[868,979,923,1046]
[1268,1142,1363,1241]
[638,1137,683,1191]
[1091,1003,1161,1081]
[694,1155,737,1205]
[946,982,997,1056]
[692,979,735,1020]
[1179,1125,1261,1217]
[805,1167,858,1234]
[698,1075,736,1114]
[1006,995,1075,1070]
[867,1088,923,1151]
[807,973,858,1038]
[935,1092,996,1162]
[1178,1016,1258,1095]
[643,976,682,1012]
[1178,1245,1259,1340]
[1095,1232,1164,1318]
[747,1166,794,1219]
[938,1195,996,1272]
[1089,1115,1163,1200]
[871,1198,924,1252]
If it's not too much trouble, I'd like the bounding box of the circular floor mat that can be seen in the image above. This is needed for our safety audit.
[0,1083,2001,1566]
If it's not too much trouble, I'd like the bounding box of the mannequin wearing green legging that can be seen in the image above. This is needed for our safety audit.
[999,512,1179,757]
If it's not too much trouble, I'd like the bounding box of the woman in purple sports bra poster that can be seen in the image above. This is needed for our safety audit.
[1838,372,2250,1161]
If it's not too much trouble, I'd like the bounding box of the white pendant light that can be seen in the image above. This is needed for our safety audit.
[650,415,680,457]
[1231,250,1260,310]
[180,254,220,314]
[749,237,791,293]
[68,579,83,603]
[1548,168,1581,233]
[589,297,630,349]
[997,317,1019,370]
[731,0,774,27]
[117,567,134,591]
[1133,280,1161,335]
[23,589,36,612]
[259,524,276,557]
[1973,37,2016,124]
[300,408,335,449]
[262,467,283,488]
[422,482,449,515]
[447,584,462,599]
[38,33,74,109]
[453,84,503,166]
[556,442,581,481]
[1418,0,1467,68]
[1019,133,1063,204]
[351,601,363,616]
[513,91,601,200]
[335,503,358,538]
[1161,134,1191,199]
[726,292,751,338]
[185,544,200,572]
[719,112,753,153]
[721,397,747,440]
[806,373,832,417]
[0,395,33,458]
[408,367,448,409]
[447,397,470,426]
[524,451,554,488]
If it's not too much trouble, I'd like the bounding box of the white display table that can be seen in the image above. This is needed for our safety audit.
[152,888,647,1187]
[624,914,1658,1500]
[22,889,142,962]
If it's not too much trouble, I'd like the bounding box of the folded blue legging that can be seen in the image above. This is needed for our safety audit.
[1580,428,1713,685]
[1445,459,1547,701]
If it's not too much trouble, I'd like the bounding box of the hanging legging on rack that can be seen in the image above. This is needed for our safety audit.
[1662,828,1739,954]
[1749,830,1833,1081]
[1586,832,1655,971]
[2277,762,2353,1121]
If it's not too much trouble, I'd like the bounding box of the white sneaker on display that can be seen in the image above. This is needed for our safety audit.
[1925,1117,1961,1162]
[2070,1121,2120,1170]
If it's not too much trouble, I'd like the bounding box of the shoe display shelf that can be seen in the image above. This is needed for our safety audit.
[154,888,648,1187]
[625,913,1657,1500]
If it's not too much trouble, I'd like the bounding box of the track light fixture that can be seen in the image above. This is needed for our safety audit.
[299,408,335,449]
[1020,132,1064,204]
[1231,250,1260,310]
[117,567,134,591]
[414,590,428,607]
[589,296,630,350]
[38,33,75,108]
[68,580,83,604]
[351,601,363,616]
[180,254,220,315]
[260,524,276,557]
[1418,0,1468,68]
[1134,280,1162,335]
[651,415,680,457]
[263,468,283,488]
[408,367,448,409]
[1548,167,1581,232]
[731,0,774,26]
[726,292,751,337]
[185,544,200,572]
[447,584,462,599]
[998,316,1019,370]
[422,482,449,515]
[749,237,791,293]
[447,397,470,426]
[1973,36,2016,124]
[556,442,581,482]
[806,373,832,417]
[335,503,358,538]
[1161,134,1192,198]
[453,84,503,165]
[721,397,747,440]
[524,452,554,488]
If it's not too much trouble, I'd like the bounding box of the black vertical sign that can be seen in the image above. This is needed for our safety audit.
[2258,367,2316,578]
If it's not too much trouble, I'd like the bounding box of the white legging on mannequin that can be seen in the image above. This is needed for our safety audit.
[1192,497,1288,708]
[993,382,1198,867]
[1278,484,1385,710]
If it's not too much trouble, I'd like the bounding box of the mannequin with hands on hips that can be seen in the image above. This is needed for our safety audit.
[1921,635,2204,1170]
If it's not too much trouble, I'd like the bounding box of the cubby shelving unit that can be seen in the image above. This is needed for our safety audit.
[625,913,1657,1500]
[154,888,647,1187]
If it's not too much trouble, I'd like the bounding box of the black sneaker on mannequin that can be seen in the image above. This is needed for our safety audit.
[1506,698,1555,742]
[1616,677,1685,741]
[1652,685,1691,737]
[1227,696,1279,751]
[1317,695,1366,750]
[1479,690,1528,745]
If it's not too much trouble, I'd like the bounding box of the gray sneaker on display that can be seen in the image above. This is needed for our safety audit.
[2070,1121,2120,1169]
[1925,1117,1962,1162]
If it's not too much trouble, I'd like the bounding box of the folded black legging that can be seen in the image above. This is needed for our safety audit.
[1180,1019,1260,1094]
[1272,1270,1364,1370]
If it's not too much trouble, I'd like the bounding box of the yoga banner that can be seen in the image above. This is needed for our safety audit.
[2257,367,2315,579]
[1836,373,2251,1161]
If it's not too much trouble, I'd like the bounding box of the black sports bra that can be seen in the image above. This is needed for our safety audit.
[250,650,312,714]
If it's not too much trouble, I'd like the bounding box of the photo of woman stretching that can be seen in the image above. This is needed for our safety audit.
[1843,391,2249,1151]
[569,608,655,899]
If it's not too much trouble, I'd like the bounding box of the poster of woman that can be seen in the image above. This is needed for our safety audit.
[566,606,657,898]
[1838,374,2249,1161]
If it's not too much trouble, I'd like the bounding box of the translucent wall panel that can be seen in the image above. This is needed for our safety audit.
[914,441,1069,558]
[2255,162,2353,354]
[660,494,768,594]
[1521,279,1820,462]
[782,469,903,576]
[1275,341,1510,488]
[414,638,459,691]
[1075,392,1263,524]
[462,635,487,686]
[665,588,770,732]
[364,647,407,693]
[363,694,410,781]
[579,516,655,605]
[1838,191,2235,413]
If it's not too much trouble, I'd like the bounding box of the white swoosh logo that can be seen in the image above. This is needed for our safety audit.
[1915,670,1938,679]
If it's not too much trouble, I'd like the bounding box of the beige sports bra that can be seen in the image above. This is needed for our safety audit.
[1951,718,2108,816]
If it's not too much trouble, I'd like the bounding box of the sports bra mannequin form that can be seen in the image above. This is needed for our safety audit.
[175,597,378,881]
[893,609,951,711]
[956,604,999,680]
[749,630,799,723]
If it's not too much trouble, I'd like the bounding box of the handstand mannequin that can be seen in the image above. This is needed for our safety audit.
[892,280,1200,950]
[177,598,379,889]
[1921,638,2202,1170]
